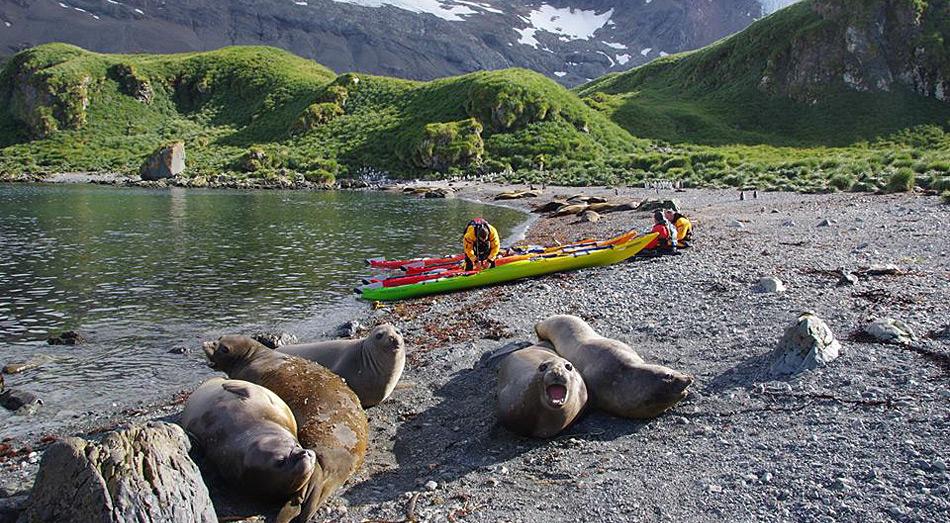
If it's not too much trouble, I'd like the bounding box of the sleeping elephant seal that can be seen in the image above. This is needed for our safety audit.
[203,335,368,523]
[495,343,588,438]
[181,377,316,501]
[535,315,693,419]
[278,324,405,408]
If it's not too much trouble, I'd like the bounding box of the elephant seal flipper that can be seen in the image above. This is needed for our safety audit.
[278,324,405,407]
[495,344,588,438]
[535,315,693,419]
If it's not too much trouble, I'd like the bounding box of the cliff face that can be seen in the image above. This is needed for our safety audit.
[0,0,781,86]
[762,0,949,103]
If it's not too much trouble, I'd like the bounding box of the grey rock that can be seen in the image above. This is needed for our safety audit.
[140,142,185,181]
[837,270,858,286]
[728,220,745,228]
[0,495,27,523]
[335,320,362,338]
[0,389,41,412]
[768,313,841,376]
[755,276,786,293]
[818,219,833,226]
[166,346,188,355]
[782,219,796,227]
[17,422,216,523]
[864,318,916,345]
[424,480,438,491]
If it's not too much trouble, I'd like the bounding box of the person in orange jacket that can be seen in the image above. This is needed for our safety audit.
[462,218,500,270]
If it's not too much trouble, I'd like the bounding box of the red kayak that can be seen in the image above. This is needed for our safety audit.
[362,268,477,289]
[366,254,463,269]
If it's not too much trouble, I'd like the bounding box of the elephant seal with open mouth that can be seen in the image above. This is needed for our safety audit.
[495,343,588,438]
[535,315,693,419]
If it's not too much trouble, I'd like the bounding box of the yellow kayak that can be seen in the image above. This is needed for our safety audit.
[359,233,656,301]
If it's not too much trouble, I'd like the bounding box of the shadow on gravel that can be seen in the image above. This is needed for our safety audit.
[703,353,781,394]
[346,363,649,505]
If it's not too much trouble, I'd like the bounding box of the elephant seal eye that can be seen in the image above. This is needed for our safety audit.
[538,363,548,372]
[219,346,230,354]
[565,363,573,372]
[375,332,384,340]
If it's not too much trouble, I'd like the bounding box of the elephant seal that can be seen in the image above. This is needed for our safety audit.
[495,343,588,438]
[181,377,316,501]
[278,324,405,408]
[203,335,368,523]
[535,315,693,419]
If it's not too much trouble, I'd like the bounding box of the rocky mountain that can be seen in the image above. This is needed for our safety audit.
[0,0,800,86]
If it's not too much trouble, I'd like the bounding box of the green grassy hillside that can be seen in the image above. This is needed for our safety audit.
[0,44,640,184]
[570,0,950,192]
[577,0,950,147]
[3,1,950,196]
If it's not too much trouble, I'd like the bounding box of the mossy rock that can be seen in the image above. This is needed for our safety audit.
[465,81,559,132]
[290,102,344,134]
[320,85,349,107]
[109,63,153,103]
[413,118,484,172]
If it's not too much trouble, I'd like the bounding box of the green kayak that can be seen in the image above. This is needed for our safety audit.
[358,233,657,301]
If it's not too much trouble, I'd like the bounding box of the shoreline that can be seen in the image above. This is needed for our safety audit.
[2,181,949,521]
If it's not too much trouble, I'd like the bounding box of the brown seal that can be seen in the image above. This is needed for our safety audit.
[279,324,405,408]
[495,343,588,438]
[180,377,316,501]
[535,315,693,419]
[203,335,368,523]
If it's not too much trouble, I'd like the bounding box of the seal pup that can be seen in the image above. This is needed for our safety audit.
[535,315,693,419]
[278,324,405,408]
[181,377,316,501]
[203,335,368,523]
[495,343,588,438]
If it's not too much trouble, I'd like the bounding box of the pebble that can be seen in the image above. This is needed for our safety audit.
[707,484,723,493]
[425,480,438,491]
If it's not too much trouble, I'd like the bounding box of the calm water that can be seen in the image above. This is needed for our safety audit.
[0,184,527,438]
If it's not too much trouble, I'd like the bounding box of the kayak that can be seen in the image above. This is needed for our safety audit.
[368,230,638,272]
[358,233,656,301]
[366,254,462,269]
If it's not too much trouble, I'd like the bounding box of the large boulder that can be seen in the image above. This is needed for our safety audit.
[768,313,841,377]
[140,142,186,181]
[0,389,41,412]
[17,422,216,523]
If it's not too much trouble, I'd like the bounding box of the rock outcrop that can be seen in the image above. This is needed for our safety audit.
[761,0,949,103]
[768,313,841,376]
[140,142,185,181]
[17,422,216,523]
[414,119,484,172]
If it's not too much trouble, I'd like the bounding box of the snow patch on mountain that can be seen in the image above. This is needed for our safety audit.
[758,0,800,15]
[516,4,614,49]
[329,0,481,21]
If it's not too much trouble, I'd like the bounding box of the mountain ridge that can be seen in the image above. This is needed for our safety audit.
[0,0,790,86]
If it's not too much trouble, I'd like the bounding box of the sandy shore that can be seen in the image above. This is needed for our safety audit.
[2,182,949,522]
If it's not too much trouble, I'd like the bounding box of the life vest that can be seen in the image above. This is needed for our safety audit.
[465,218,494,261]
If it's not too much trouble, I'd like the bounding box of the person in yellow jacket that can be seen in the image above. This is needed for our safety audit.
[462,218,500,270]
[664,210,693,246]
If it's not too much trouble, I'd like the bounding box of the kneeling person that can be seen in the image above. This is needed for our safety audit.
[462,218,500,270]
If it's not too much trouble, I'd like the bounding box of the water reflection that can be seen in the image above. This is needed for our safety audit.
[0,183,526,438]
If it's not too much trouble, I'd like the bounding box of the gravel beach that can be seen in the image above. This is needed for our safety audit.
[2,182,948,522]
